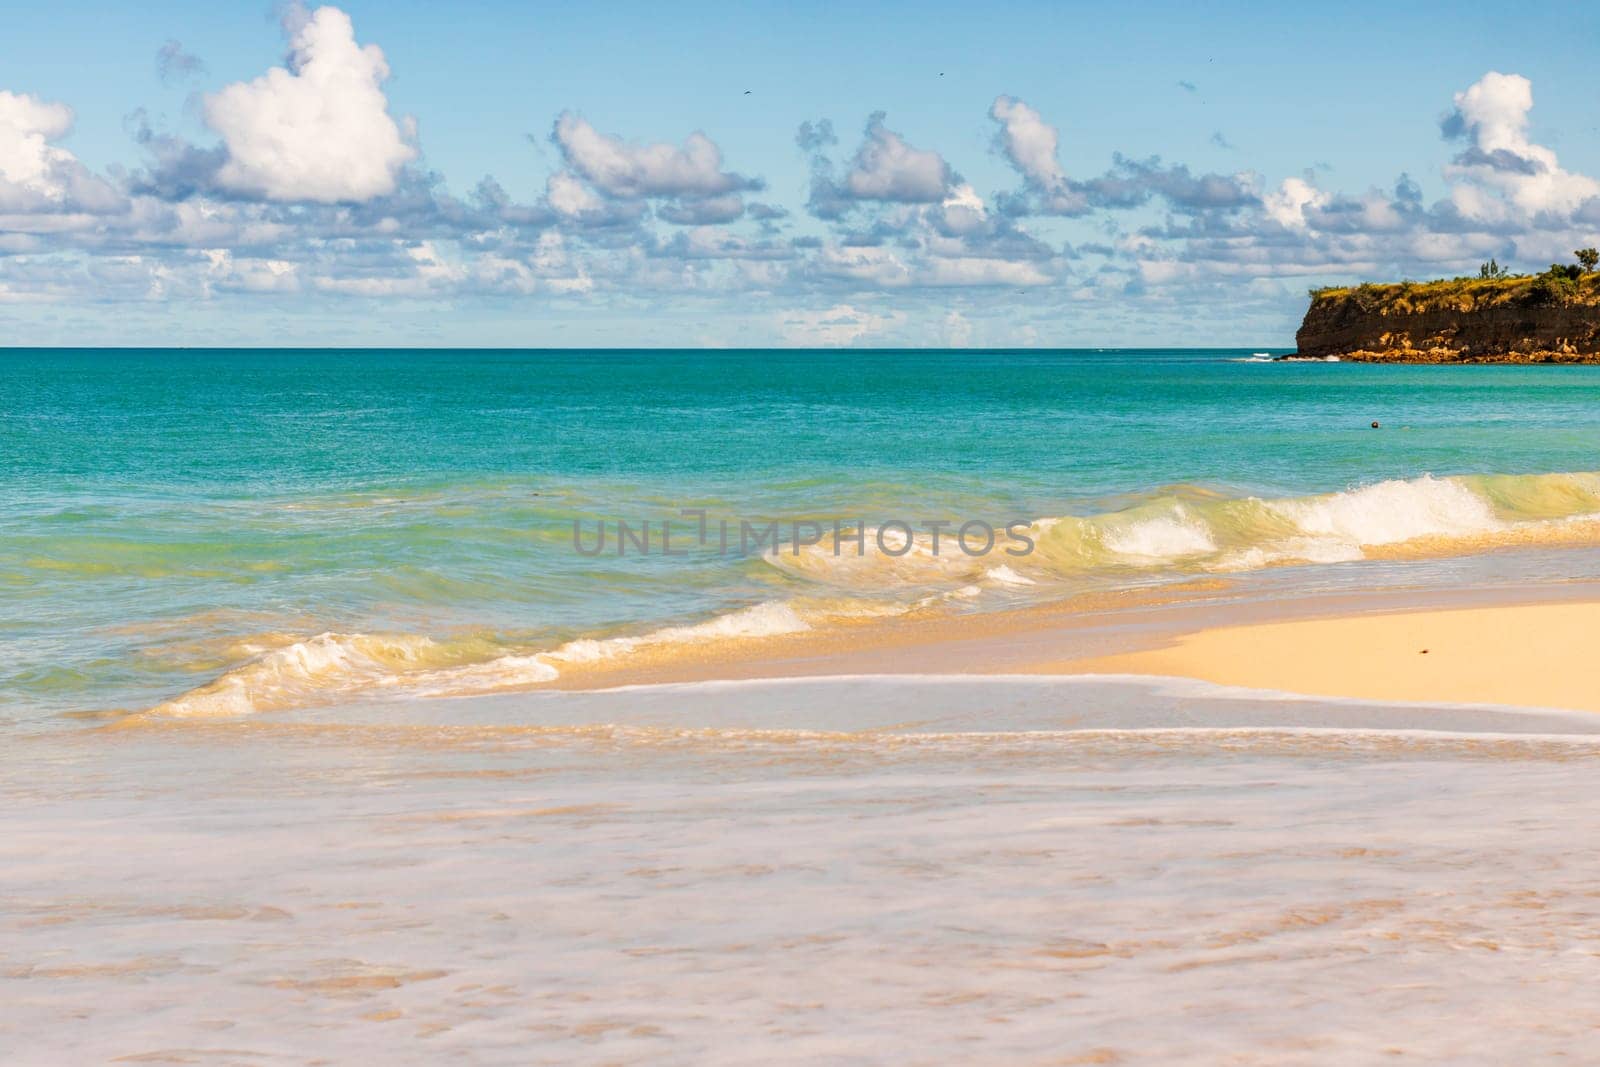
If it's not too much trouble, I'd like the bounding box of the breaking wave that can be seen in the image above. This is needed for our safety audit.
[143,471,1600,718]
[776,471,1600,586]
[145,601,813,718]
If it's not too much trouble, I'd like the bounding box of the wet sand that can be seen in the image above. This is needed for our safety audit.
[10,678,1600,1063]
[543,578,1600,715]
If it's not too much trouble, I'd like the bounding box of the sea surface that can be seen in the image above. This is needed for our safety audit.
[10,348,1600,1062]
[5,346,1600,722]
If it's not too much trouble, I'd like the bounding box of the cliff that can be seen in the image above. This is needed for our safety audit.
[1288,273,1600,363]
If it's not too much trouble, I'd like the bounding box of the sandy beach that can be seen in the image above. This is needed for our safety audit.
[11,1,1600,1058]
[1070,601,1600,713]
[504,579,1600,717]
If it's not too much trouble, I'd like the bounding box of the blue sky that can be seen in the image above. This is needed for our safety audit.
[2,1,1599,347]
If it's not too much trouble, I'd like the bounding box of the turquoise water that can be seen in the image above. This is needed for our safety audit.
[5,347,1600,718]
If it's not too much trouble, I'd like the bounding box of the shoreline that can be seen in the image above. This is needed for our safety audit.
[1276,350,1600,364]
[535,577,1600,714]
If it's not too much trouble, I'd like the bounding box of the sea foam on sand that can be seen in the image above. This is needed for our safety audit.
[7,676,1600,1064]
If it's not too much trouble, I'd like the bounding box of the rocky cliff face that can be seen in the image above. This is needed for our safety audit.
[1290,277,1600,363]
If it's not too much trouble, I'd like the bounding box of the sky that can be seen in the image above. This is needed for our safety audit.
[2,0,1599,348]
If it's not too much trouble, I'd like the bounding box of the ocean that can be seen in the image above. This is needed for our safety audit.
[6,346,1600,722]
[11,347,1600,1060]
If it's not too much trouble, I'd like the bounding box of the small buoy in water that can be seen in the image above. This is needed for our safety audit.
[1371,421,1381,429]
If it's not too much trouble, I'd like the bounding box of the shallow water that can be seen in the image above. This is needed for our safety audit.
[11,351,1600,1061]
[7,348,1600,720]
[6,676,1600,1064]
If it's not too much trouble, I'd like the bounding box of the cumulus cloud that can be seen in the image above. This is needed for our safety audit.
[204,248,299,293]
[1441,71,1600,223]
[8,47,1600,345]
[799,113,957,221]
[989,96,1257,222]
[988,96,1088,215]
[0,91,77,197]
[923,256,1051,287]
[989,97,1255,219]
[813,244,915,287]
[1082,155,1257,212]
[790,108,1064,291]
[932,182,989,236]
[843,113,954,202]
[990,96,1065,192]
[0,90,122,216]
[546,169,606,218]
[552,113,759,200]
[204,5,417,202]
[540,113,763,239]
[1262,176,1330,231]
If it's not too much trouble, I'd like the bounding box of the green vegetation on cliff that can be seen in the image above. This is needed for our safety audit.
[1292,249,1600,363]
[1309,263,1600,316]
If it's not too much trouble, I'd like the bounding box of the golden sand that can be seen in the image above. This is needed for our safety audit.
[1067,602,1600,713]
[539,585,1600,714]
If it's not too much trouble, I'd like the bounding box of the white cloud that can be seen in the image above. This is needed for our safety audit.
[546,170,606,218]
[923,256,1051,287]
[11,49,1600,343]
[552,113,754,199]
[815,244,915,287]
[204,6,416,203]
[1137,259,1197,285]
[1262,177,1330,231]
[844,115,953,203]
[468,232,594,294]
[988,96,1089,214]
[936,182,990,235]
[989,96,1063,189]
[1443,71,1600,222]
[204,249,300,293]
[0,91,76,197]
[311,242,465,297]
[527,232,595,293]
[0,90,123,223]
[780,303,905,346]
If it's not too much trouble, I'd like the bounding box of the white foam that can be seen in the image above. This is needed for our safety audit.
[985,564,1036,586]
[147,632,440,718]
[405,652,561,696]
[1272,474,1502,546]
[1102,508,1218,561]
[410,602,812,700]
[545,600,812,663]
[147,602,817,716]
[1211,537,1365,572]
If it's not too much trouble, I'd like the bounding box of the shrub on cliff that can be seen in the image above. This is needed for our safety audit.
[1350,282,1386,312]
[1578,248,1599,274]
[1528,265,1581,305]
